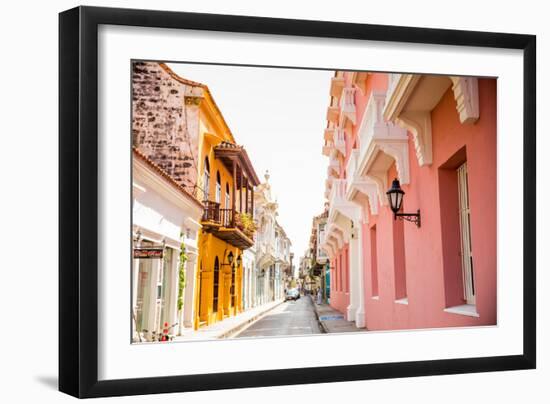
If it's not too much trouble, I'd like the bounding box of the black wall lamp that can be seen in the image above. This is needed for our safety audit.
[223,251,234,267]
[223,251,242,268]
[386,178,421,227]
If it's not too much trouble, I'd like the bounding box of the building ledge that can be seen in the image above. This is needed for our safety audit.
[394,297,409,305]
[444,304,479,318]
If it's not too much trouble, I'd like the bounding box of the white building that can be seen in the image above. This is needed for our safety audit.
[275,222,292,299]
[242,246,256,310]
[252,172,292,305]
[132,149,203,341]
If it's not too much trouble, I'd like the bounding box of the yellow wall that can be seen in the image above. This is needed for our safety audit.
[193,94,244,329]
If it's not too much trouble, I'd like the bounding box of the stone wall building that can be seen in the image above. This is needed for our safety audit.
[132,61,203,192]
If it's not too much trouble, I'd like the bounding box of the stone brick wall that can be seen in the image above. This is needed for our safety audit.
[132,61,201,190]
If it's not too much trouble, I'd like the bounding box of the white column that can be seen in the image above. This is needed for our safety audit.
[244,265,249,310]
[354,220,366,328]
[182,250,198,330]
[165,249,179,331]
[346,218,363,325]
[132,258,140,340]
[145,258,160,337]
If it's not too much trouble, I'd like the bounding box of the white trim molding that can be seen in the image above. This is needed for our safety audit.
[333,126,346,156]
[339,86,356,127]
[345,149,379,215]
[396,110,432,166]
[450,76,480,124]
[444,304,480,318]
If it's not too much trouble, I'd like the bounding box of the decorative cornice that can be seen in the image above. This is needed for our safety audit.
[345,150,379,216]
[365,171,388,207]
[450,77,479,124]
[396,110,432,166]
[339,87,356,127]
[333,126,346,156]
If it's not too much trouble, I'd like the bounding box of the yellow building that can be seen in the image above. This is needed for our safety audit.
[193,83,260,329]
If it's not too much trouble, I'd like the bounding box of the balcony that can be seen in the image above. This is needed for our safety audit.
[327,106,340,124]
[322,140,334,157]
[345,149,379,215]
[340,87,356,126]
[330,76,345,98]
[328,155,340,176]
[328,179,361,226]
[333,126,346,156]
[355,91,410,202]
[201,201,255,249]
[324,127,335,142]
[256,242,275,268]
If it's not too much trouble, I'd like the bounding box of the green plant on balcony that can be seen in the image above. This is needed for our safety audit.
[235,212,257,238]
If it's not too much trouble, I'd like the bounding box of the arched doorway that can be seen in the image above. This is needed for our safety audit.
[198,261,206,321]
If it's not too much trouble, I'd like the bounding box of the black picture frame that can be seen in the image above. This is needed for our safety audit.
[59,5,536,398]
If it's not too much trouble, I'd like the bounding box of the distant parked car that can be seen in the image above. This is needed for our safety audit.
[285,288,300,301]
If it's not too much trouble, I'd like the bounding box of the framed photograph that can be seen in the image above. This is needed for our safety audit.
[59,6,536,398]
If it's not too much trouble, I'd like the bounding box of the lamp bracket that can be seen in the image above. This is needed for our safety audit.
[394,209,421,228]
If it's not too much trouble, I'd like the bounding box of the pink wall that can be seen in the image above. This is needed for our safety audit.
[359,77,497,330]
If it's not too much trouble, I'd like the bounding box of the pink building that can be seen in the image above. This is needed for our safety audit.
[321,71,497,330]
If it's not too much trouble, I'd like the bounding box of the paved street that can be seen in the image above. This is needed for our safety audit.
[235,296,322,338]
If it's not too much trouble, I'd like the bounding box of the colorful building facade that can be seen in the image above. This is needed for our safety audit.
[132,61,261,334]
[320,71,497,330]
[132,61,206,339]
[194,85,261,329]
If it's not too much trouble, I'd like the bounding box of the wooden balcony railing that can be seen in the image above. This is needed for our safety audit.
[202,201,221,223]
[201,201,255,249]
[202,202,236,227]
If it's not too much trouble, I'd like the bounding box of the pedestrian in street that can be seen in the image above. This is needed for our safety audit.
[317,288,322,305]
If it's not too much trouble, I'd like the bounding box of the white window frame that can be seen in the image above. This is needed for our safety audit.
[457,162,476,305]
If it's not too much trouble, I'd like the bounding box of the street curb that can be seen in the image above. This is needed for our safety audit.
[309,295,328,334]
[219,300,285,339]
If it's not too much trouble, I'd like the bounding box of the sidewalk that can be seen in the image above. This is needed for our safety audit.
[310,296,368,334]
[174,299,284,341]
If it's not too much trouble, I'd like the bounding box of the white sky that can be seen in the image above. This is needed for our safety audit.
[168,62,333,260]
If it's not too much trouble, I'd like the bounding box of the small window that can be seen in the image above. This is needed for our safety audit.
[215,171,221,203]
[225,183,231,210]
[203,157,210,202]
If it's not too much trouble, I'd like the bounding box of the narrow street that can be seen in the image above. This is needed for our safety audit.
[235,297,322,338]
